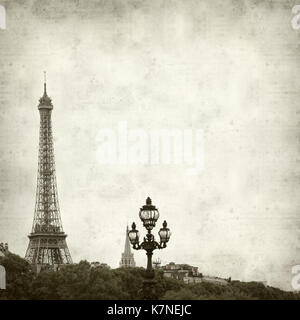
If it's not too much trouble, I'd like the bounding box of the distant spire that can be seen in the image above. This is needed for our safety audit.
[119,225,135,268]
[124,225,131,255]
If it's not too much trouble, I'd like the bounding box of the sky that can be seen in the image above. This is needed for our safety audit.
[0,0,300,290]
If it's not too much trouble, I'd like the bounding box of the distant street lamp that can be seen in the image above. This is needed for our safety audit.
[128,197,171,299]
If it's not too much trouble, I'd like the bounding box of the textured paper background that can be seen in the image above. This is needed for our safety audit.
[0,0,299,290]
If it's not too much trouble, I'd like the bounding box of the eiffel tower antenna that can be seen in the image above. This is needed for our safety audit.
[25,73,72,272]
[43,71,47,94]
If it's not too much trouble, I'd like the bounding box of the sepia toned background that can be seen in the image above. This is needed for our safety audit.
[0,0,299,290]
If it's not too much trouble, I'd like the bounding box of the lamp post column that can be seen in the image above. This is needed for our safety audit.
[146,250,153,273]
[128,197,171,300]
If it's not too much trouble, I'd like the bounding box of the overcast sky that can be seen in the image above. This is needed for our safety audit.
[0,0,300,290]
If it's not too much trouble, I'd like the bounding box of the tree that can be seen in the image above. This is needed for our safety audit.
[0,253,34,299]
[1,253,300,300]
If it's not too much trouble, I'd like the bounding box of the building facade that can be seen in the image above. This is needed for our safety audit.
[0,243,8,257]
[162,262,229,286]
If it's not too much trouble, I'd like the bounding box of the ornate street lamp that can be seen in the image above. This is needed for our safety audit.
[128,197,171,299]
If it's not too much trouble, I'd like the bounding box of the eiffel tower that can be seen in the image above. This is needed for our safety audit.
[25,73,72,272]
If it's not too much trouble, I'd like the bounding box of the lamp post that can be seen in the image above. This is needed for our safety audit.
[128,197,171,299]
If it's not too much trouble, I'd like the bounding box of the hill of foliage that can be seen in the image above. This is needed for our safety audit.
[1,253,299,300]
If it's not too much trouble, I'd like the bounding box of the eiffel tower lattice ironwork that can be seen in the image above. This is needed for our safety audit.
[25,74,72,270]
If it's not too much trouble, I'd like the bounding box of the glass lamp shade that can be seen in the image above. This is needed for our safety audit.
[139,197,160,230]
[128,222,140,245]
[158,220,171,243]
